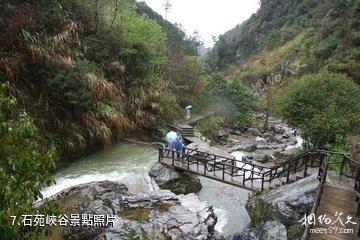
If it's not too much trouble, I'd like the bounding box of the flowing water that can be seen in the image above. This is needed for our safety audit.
[41,142,250,237]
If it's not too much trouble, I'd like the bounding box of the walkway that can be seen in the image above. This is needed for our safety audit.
[311,185,359,240]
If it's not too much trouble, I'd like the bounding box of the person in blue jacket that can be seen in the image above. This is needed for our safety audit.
[174,137,185,158]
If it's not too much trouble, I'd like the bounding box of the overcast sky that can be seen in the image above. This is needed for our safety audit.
[139,0,260,47]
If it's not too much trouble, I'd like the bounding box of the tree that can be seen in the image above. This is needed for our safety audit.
[227,78,257,124]
[259,84,278,130]
[278,71,360,148]
[203,73,257,124]
[0,84,57,239]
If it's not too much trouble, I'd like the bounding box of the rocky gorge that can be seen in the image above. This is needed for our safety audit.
[215,116,303,167]
[38,116,317,240]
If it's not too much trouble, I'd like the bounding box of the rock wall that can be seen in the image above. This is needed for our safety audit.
[149,162,202,195]
[245,174,318,239]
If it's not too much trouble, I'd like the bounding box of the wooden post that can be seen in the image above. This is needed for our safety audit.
[261,173,264,191]
[187,154,190,170]
[304,164,308,178]
[231,164,234,181]
[222,164,225,180]
[251,165,254,184]
[286,164,290,183]
[204,161,206,176]
[213,158,216,176]
[243,169,246,185]
[172,151,174,166]
[269,169,272,184]
[339,155,345,175]
[317,155,324,181]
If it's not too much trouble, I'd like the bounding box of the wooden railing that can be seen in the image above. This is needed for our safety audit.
[158,147,273,191]
[158,147,327,191]
[301,151,360,239]
[262,149,321,185]
[302,153,330,240]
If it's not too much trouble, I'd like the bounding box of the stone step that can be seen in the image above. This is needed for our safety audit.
[182,132,194,135]
[181,128,194,131]
[182,131,194,134]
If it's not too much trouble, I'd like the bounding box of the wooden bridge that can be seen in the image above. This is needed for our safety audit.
[157,147,360,239]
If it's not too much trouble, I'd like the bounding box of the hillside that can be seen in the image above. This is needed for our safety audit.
[207,0,360,89]
[0,0,203,160]
[136,2,198,56]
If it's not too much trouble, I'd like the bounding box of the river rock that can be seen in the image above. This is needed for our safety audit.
[263,132,274,138]
[149,162,202,194]
[36,181,219,240]
[271,125,286,134]
[216,131,230,142]
[269,135,284,144]
[258,154,274,163]
[255,136,266,142]
[230,141,258,152]
[230,129,243,136]
[274,147,298,159]
[247,128,262,136]
[245,174,318,239]
[228,221,287,240]
[282,133,290,139]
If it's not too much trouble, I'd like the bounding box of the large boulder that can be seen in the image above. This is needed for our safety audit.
[245,174,318,240]
[258,154,274,163]
[270,125,286,135]
[149,162,202,195]
[216,131,230,142]
[229,140,258,152]
[36,181,219,240]
[228,221,287,240]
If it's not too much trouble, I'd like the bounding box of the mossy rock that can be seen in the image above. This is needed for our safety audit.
[149,163,202,195]
[161,174,202,195]
[245,175,318,240]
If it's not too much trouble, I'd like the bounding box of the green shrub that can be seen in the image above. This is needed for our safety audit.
[0,85,57,239]
[195,115,225,142]
[31,64,93,115]
[202,73,257,124]
[278,71,360,148]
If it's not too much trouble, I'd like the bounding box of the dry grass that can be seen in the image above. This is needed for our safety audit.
[87,73,122,101]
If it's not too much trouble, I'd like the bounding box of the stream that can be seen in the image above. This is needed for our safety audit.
[41,142,251,237]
